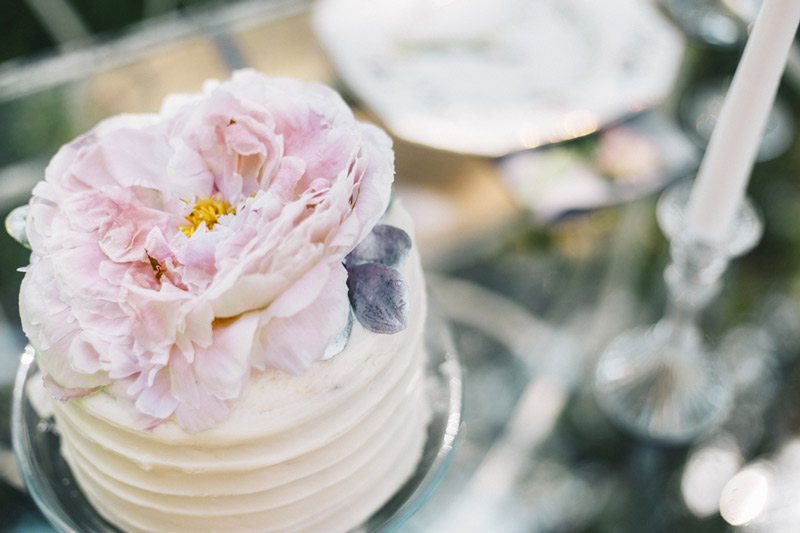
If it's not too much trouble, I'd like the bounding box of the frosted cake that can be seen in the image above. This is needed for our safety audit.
[17,70,430,532]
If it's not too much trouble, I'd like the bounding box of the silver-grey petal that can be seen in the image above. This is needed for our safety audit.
[323,310,354,360]
[6,205,30,249]
[345,224,411,268]
[347,263,408,334]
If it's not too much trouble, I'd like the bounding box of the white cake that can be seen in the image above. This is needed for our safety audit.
[17,71,431,532]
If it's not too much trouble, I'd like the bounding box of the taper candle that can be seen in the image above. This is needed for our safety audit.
[685,0,800,243]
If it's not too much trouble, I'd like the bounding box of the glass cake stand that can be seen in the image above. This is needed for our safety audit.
[11,306,463,533]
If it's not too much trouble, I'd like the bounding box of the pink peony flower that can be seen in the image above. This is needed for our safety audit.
[19,70,395,432]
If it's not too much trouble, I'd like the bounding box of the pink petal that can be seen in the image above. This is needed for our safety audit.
[253,263,349,374]
[99,223,137,262]
[166,138,215,197]
[98,125,172,189]
[266,156,306,202]
[134,369,178,420]
[266,261,331,318]
[224,122,263,155]
[20,261,111,391]
[174,389,229,433]
[106,345,139,380]
[42,374,98,401]
[68,336,103,374]
[168,347,202,405]
[193,312,259,400]
[179,228,224,289]
[181,301,215,351]
[208,271,287,318]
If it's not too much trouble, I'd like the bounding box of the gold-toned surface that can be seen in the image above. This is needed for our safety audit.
[234,14,335,82]
[86,37,229,118]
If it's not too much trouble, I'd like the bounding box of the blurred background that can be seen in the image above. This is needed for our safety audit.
[1,0,230,63]
[2,0,800,531]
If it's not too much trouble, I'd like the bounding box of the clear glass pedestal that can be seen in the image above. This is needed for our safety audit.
[594,183,763,443]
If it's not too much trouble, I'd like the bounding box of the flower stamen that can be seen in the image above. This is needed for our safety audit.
[147,253,166,281]
[180,196,236,237]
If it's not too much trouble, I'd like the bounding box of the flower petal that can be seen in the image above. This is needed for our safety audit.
[345,224,411,267]
[266,261,331,319]
[193,312,259,400]
[347,263,408,334]
[174,389,229,434]
[253,263,349,374]
[134,369,178,420]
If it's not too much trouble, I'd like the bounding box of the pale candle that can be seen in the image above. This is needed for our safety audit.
[685,0,800,244]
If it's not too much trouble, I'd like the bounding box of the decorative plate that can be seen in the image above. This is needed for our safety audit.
[314,0,685,156]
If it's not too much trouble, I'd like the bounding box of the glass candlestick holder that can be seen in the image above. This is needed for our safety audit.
[593,182,763,443]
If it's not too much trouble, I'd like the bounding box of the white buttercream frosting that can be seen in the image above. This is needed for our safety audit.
[50,203,430,532]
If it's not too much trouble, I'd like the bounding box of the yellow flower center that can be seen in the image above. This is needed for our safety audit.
[180,196,236,237]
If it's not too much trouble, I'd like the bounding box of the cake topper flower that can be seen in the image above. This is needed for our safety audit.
[17,70,399,432]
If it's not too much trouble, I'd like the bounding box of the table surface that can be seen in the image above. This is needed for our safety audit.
[1,1,800,532]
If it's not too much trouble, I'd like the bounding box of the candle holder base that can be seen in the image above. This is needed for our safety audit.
[594,323,730,443]
[594,182,762,444]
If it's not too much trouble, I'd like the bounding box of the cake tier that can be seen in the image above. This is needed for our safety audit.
[50,204,430,532]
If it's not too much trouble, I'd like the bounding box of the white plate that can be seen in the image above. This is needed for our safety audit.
[314,0,685,156]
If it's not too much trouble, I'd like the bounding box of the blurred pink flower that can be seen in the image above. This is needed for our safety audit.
[20,70,394,432]
[595,126,662,182]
